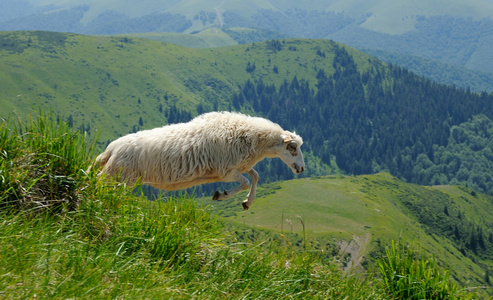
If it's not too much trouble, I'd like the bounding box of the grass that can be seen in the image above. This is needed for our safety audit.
[377,240,474,299]
[0,111,93,213]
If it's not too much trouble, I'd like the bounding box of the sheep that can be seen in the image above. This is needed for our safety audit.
[96,111,305,210]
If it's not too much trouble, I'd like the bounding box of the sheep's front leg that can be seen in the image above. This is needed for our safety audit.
[212,173,250,201]
[242,169,258,210]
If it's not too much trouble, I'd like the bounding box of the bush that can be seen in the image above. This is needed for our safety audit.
[0,112,95,213]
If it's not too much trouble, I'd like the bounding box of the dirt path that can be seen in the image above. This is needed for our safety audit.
[338,233,371,272]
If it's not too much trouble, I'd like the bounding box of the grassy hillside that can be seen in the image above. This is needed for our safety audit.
[197,173,493,287]
[0,30,370,143]
[126,29,238,48]
[0,31,200,141]
[125,27,287,48]
[0,112,486,299]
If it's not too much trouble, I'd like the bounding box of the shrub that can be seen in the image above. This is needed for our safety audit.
[0,112,95,213]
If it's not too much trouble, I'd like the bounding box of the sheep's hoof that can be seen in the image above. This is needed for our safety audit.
[213,191,220,200]
[242,201,249,210]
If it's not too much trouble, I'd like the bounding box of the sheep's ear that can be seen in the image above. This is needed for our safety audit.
[281,134,293,143]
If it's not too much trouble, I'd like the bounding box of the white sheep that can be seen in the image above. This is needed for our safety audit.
[96,111,305,210]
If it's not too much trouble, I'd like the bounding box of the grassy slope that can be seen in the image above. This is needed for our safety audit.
[197,173,493,286]
[124,27,286,48]
[0,32,201,140]
[0,31,372,143]
[126,29,239,48]
[339,0,493,34]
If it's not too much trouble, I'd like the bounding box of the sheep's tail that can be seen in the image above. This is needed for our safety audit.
[95,149,111,168]
[84,148,109,172]
[84,150,108,176]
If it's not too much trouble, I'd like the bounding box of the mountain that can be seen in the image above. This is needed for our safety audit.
[2,30,493,194]
[0,31,382,145]
[1,0,492,76]
[124,29,493,93]
[357,47,493,93]
[196,172,493,286]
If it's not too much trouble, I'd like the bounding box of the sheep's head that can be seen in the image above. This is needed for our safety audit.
[278,132,305,174]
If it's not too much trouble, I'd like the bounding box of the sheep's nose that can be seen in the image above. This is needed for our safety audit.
[295,164,305,174]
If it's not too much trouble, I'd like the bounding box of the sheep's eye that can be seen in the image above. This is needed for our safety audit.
[287,143,297,153]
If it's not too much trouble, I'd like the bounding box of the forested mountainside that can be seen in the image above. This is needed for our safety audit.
[229,44,493,194]
[357,48,493,93]
[1,31,493,195]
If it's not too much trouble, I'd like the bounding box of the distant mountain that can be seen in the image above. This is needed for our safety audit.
[1,0,492,75]
[357,47,493,93]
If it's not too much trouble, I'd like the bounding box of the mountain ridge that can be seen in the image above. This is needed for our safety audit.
[1,0,492,74]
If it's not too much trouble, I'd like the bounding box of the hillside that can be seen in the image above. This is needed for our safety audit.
[125,28,287,49]
[196,173,493,286]
[2,31,493,195]
[125,29,493,93]
[357,47,493,93]
[0,114,386,299]
[0,31,370,143]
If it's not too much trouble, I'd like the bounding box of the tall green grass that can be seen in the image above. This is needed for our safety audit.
[0,112,93,213]
[377,240,478,299]
[0,112,485,298]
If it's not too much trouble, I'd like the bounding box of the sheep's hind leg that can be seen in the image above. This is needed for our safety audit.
[242,169,258,210]
[212,173,250,201]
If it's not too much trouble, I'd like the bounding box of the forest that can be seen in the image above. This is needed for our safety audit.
[229,45,493,194]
